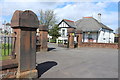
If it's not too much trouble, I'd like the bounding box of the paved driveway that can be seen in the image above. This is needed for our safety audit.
[36,43,118,78]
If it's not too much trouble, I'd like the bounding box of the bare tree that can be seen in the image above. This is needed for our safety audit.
[39,10,57,29]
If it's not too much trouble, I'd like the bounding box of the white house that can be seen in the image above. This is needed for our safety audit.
[58,19,76,43]
[58,17,114,43]
[2,23,13,34]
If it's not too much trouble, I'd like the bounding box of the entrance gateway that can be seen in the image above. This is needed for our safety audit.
[11,10,39,78]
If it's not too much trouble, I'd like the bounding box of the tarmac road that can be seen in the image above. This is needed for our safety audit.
[36,43,118,78]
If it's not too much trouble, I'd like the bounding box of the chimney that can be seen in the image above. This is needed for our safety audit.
[98,13,101,23]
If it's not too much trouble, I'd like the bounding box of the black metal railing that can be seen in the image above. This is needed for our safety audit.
[0,34,16,59]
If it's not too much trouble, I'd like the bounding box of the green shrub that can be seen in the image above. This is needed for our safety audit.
[50,39,56,43]
[58,40,63,44]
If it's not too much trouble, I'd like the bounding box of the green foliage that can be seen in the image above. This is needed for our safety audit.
[49,24,60,40]
[0,56,10,60]
[0,48,12,60]
[0,43,12,60]
[1,49,12,56]
[58,40,63,44]
[49,39,56,43]
[0,43,12,49]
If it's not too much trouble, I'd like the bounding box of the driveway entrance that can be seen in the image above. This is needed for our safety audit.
[36,43,118,78]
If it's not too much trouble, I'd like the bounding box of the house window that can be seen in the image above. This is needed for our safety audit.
[62,29,65,36]
[88,34,92,39]
[103,29,105,36]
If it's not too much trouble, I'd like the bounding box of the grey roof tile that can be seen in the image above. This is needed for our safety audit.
[60,17,113,32]
[75,17,113,31]
[63,19,77,28]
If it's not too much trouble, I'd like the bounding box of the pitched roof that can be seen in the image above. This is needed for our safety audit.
[6,23,11,26]
[63,19,76,28]
[75,17,113,31]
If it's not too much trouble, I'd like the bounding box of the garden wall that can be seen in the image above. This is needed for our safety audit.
[79,43,118,49]
[0,59,18,78]
[58,43,68,48]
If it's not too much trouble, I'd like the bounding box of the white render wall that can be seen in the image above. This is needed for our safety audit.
[82,29,115,43]
[58,28,68,37]
[83,33,97,42]
[58,21,115,43]
[98,29,114,43]
[58,22,69,37]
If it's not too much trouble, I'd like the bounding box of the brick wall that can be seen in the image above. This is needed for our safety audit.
[79,43,118,49]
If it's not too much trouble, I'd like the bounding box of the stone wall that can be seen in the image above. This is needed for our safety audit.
[58,43,68,48]
[79,43,118,49]
[0,67,17,78]
[0,59,18,78]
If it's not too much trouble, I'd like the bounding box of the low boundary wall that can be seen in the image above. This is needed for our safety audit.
[79,43,118,49]
[0,59,18,78]
[58,43,68,48]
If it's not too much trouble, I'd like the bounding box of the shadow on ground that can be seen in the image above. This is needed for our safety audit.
[36,61,58,78]
[48,47,56,51]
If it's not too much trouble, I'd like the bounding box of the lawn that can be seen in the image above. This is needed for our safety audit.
[1,49,12,56]
[0,49,12,60]
[0,43,12,60]
[0,56,11,60]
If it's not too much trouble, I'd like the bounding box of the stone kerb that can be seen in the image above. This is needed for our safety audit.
[11,10,39,78]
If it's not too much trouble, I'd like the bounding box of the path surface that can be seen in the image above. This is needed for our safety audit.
[36,43,118,78]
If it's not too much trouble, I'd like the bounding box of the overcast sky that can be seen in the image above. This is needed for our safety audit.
[0,0,119,32]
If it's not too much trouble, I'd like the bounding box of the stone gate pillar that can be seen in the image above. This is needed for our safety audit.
[67,28,75,48]
[76,30,83,48]
[11,10,39,78]
[39,25,48,51]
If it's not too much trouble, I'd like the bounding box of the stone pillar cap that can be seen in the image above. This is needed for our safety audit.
[67,28,75,33]
[11,10,39,28]
[39,25,48,31]
[76,30,83,34]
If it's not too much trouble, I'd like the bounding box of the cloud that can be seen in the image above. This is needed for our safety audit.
[2,2,59,15]
[102,12,118,30]
[54,2,118,31]
[54,2,106,20]
[0,3,2,27]
[0,1,118,31]
[1,2,65,23]
[4,0,120,2]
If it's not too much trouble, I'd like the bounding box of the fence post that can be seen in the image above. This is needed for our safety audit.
[11,10,39,78]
